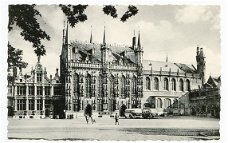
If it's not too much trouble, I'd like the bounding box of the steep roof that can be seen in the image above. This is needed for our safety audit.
[206,76,221,88]
[143,60,196,73]
[70,41,136,64]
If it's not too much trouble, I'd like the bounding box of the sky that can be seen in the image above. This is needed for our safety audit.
[8,5,221,80]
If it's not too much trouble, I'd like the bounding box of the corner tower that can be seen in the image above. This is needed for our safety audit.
[196,46,206,84]
[135,31,144,107]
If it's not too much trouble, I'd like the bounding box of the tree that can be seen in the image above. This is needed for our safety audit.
[8,5,139,57]
[8,43,28,70]
[7,43,28,82]
[9,5,50,57]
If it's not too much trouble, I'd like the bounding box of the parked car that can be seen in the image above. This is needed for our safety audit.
[142,108,158,119]
[125,109,142,119]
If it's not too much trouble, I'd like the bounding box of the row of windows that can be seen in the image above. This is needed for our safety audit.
[15,86,60,96]
[17,99,45,111]
[73,75,137,98]
[156,98,172,108]
[146,77,191,91]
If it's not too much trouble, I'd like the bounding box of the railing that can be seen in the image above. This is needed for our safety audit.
[70,62,101,69]
[109,65,137,71]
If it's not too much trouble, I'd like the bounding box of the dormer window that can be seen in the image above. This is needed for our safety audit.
[37,73,42,83]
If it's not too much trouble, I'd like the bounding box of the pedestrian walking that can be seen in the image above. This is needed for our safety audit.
[85,114,89,124]
[90,114,96,124]
[114,113,119,125]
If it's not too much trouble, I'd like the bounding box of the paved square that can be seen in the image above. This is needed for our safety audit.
[8,116,219,141]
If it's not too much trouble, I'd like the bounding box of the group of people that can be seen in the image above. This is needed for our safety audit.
[84,113,120,125]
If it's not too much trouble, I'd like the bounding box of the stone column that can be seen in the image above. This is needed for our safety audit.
[50,86,53,96]
[34,85,37,113]
[42,97,45,117]
[42,86,45,117]
[26,84,29,118]
[14,86,17,111]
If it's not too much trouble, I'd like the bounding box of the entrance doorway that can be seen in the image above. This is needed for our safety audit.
[45,109,50,117]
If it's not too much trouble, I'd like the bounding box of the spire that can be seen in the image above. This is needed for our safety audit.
[137,30,141,48]
[166,54,168,62]
[63,21,66,44]
[132,29,136,49]
[103,26,106,45]
[90,25,93,43]
[197,45,200,55]
[65,21,69,44]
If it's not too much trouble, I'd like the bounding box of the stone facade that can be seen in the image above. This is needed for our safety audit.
[60,26,205,117]
[7,62,64,119]
[188,76,221,118]
[8,26,207,119]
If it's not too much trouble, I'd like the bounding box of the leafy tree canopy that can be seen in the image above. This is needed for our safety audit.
[8,43,28,70]
[8,5,138,57]
[9,5,50,57]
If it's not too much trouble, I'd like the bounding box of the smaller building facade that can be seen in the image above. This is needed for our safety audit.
[7,60,64,119]
[188,76,221,118]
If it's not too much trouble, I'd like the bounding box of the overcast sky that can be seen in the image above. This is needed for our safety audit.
[8,5,221,79]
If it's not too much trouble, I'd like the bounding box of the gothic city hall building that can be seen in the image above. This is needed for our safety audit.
[8,26,206,119]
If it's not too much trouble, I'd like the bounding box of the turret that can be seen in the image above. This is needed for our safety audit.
[132,30,137,50]
[90,26,93,44]
[135,31,143,66]
[65,23,69,45]
[101,26,109,66]
[196,46,206,84]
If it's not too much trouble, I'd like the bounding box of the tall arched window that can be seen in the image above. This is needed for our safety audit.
[165,98,171,108]
[179,79,184,91]
[85,74,92,98]
[110,75,115,97]
[186,79,190,91]
[171,78,176,91]
[173,98,178,108]
[121,76,126,95]
[131,76,136,94]
[157,98,162,108]
[146,77,151,90]
[73,73,80,111]
[164,78,169,90]
[154,77,159,90]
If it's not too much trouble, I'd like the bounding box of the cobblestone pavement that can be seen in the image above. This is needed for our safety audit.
[7,116,220,141]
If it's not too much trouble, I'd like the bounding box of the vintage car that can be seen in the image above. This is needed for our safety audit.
[124,108,143,119]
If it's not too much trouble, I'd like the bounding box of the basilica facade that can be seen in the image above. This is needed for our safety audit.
[60,26,206,117]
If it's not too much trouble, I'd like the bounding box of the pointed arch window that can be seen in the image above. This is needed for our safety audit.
[157,98,162,108]
[179,79,184,91]
[186,79,190,91]
[110,75,115,97]
[121,76,126,95]
[85,74,92,98]
[171,78,176,91]
[154,77,159,90]
[164,78,169,90]
[131,76,137,94]
[146,77,151,90]
[165,98,171,108]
